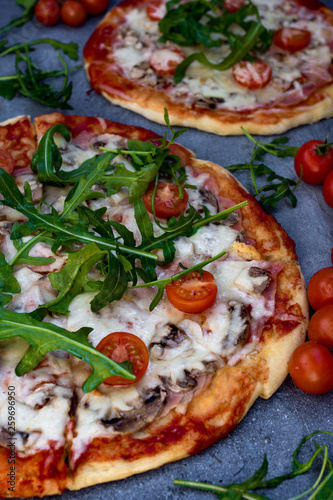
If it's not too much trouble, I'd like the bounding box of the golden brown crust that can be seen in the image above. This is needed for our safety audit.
[83,0,333,135]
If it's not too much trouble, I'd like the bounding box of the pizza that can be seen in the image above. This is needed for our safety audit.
[0,113,308,498]
[83,0,333,135]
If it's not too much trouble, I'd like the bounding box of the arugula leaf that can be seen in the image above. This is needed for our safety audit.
[131,250,226,310]
[90,253,128,313]
[0,0,36,36]
[0,39,79,61]
[0,252,21,305]
[11,228,55,267]
[45,243,107,314]
[0,308,135,392]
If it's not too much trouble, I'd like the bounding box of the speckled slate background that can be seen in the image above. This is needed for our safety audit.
[1,2,333,499]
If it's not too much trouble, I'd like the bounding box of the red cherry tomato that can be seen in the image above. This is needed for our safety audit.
[232,59,272,90]
[96,332,149,386]
[146,0,166,21]
[294,139,333,185]
[0,149,15,174]
[81,0,109,15]
[166,270,218,314]
[34,0,60,26]
[224,0,245,12]
[322,170,333,207]
[149,47,185,77]
[307,267,333,310]
[142,181,188,219]
[273,28,311,52]
[288,341,333,394]
[308,305,333,349]
[60,0,87,26]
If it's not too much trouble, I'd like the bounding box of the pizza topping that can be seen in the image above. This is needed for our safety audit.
[223,0,245,13]
[232,59,272,90]
[248,267,271,294]
[166,270,218,314]
[150,47,185,77]
[149,322,193,361]
[273,27,311,52]
[142,181,189,219]
[221,301,250,354]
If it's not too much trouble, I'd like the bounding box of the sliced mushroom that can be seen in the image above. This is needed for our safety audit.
[222,301,250,352]
[249,267,271,294]
[198,188,219,212]
[101,386,167,433]
[160,369,198,393]
[149,323,193,361]
[194,96,225,109]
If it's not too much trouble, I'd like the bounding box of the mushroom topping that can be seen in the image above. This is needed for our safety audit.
[198,187,220,212]
[101,386,167,433]
[222,301,250,353]
[149,323,193,361]
[249,267,271,294]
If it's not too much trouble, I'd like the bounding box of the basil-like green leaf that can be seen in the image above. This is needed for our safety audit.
[0,308,135,392]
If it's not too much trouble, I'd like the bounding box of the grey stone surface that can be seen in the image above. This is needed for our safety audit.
[0,2,332,499]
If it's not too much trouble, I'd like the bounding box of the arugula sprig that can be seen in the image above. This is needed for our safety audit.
[226,129,300,208]
[0,308,134,392]
[131,250,226,311]
[0,0,36,36]
[158,0,273,82]
[174,430,333,500]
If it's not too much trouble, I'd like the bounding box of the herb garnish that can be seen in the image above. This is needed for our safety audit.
[158,0,273,83]
[174,430,333,500]
[0,38,80,109]
[0,0,36,36]
[226,128,300,208]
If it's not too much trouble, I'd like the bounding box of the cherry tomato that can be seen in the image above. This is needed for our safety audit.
[223,0,245,12]
[96,332,149,386]
[166,270,218,314]
[142,181,188,219]
[81,0,109,15]
[322,170,333,207]
[34,0,60,26]
[232,59,272,90]
[308,305,333,349]
[288,341,333,394]
[0,149,15,174]
[146,0,166,21]
[273,28,311,52]
[149,47,185,77]
[307,267,333,310]
[294,139,333,185]
[60,0,87,26]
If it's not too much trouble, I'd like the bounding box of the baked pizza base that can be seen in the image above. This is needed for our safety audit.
[0,113,308,497]
[83,0,333,136]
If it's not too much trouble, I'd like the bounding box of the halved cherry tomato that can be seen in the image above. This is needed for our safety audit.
[224,0,245,12]
[35,0,60,26]
[294,139,333,185]
[0,149,15,174]
[232,59,272,90]
[273,28,311,52]
[288,341,333,394]
[166,270,218,313]
[149,47,185,77]
[307,267,333,310]
[146,0,166,21]
[322,170,333,207]
[142,181,188,219]
[81,0,109,15]
[60,0,87,26]
[308,305,333,349]
[96,332,149,385]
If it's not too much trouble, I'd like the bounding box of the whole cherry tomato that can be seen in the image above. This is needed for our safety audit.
[288,341,333,394]
[0,149,15,174]
[308,304,333,349]
[149,47,185,77]
[223,0,245,12]
[96,332,149,385]
[166,270,218,313]
[81,0,109,15]
[146,0,166,21]
[142,181,188,219]
[294,139,333,185]
[35,0,60,26]
[232,59,272,90]
[61,0,87,26]
[322,169,333,207]
[273,28,311,52]
[307,267,333,310]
